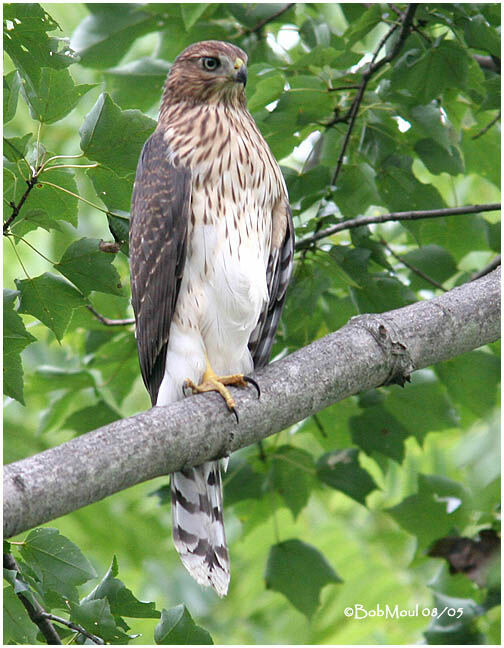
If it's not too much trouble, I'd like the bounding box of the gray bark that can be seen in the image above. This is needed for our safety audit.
[4,268,500,538]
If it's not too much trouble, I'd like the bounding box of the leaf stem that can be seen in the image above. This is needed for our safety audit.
[36,180,109,214]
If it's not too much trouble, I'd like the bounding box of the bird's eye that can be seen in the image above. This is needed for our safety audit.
[202,57,220,71]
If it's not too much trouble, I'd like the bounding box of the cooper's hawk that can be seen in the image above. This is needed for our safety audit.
[129,40,294,597]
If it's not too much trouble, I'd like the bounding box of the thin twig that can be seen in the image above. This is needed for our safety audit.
[379,237,447,292]
[3,552,62,645]
[40,612,104,645]
[332,4,418,185]
[472,110,501,140]
[87,305,135,327]
[295,203,501,250]
[246,3,295,34]
[3,175,38,235]
[471,256,501,282]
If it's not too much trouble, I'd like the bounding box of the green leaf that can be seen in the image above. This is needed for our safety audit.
[3,133,32,163]
[384,375,458,445]
[30,366,96,392]
[224,456,264,506]
[344,4,383,47]
[401,245,457,291]
[391,40,470,103]
[181,4,208,30]
[83,556,160,619]
[377,156,446,213]
[87,166,134,213]
[15,272,86,342]
[104,57,171,111]
[414,138,464,176]
[70,598,132,644]
[459,14,501,57]
[71,4,159,69]
[316,448,378,504]
[435,351,500,422]
[350,406,409,463]
[247,70,285,113]
[268,446,315,518]
[155,605,214,645]
[87,331,139,405]
[3,70,22,123]
[62,401,121,435]
[80,93,156,175]
[54,238,125,297]
[6,163,79,231]
[3,586,38,645]
[4,289,36,404]
[265,539,342,618]
[333,163,381,218]
[4,4,77,86]
[386,474,472,551]
[20,528,97,602]
[23,67,95,124]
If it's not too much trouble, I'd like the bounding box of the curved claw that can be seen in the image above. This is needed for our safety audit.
[231,407,239,424]
[243,375,261,399]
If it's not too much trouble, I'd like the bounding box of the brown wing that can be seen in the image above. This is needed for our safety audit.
[129,129,191,405]
[248,201,294,369]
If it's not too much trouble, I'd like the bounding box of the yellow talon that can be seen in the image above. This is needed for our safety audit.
[184,359,260,423]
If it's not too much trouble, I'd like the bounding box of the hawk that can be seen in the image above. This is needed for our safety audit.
[129,40,294,597]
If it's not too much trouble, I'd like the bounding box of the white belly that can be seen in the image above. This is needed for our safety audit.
[156,211,270,406]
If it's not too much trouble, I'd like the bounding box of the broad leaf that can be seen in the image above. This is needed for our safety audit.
[70,598,132,644]
[15,272,86,341]
[265,539,342,618]
[20,528,97,602]
[80,93,156,175]
[155,605,213,645]
[54,238,125,297]
[3,289,36,404]
[267,446,315,518]
[316,448,378,504]
[386,474,472,551]
[83,556,160,619]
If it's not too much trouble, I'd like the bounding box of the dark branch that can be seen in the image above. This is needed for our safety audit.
[4,268,500,538]
[87,305,135,327]
[246,3,295,35]
[3,552,62,645]
[40,613,104,645]
[331,4,418,184]
[379,237,448,292]
[472,110,501,140]
[295,203,501,251]
[471,256,501,282]
[3,175,39,235]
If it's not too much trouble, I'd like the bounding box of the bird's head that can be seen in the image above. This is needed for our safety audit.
[163,40,248,107]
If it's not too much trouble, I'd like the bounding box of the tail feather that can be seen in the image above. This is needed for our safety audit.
[171,460,230,596]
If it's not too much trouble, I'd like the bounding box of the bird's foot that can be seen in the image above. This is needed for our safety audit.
[184,369,260,423]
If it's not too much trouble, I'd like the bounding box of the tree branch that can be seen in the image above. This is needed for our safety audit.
[87,305,135,327]
[246,3,295,35]
[4,268,500,539]
[39,613,104,645]
[3,175,39,235]
[4,552,62,645]
[295,203,501,250]
[331,4,418,184]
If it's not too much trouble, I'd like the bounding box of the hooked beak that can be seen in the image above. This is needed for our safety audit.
[233,57,247,86]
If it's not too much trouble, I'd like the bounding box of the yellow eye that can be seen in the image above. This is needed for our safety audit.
[202,57,220,71]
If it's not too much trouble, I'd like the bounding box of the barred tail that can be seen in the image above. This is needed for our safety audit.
[171,460,230,597]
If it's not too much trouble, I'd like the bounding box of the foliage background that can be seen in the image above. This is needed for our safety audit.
[3,3,500,645]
